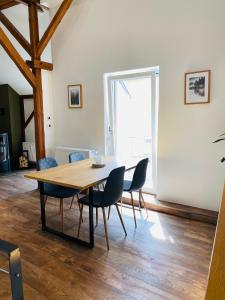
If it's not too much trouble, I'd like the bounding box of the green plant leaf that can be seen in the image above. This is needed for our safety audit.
[213,138,225,143]
[219,132,225,136]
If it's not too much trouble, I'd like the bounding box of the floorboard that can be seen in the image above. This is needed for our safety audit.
[0,171,215,299]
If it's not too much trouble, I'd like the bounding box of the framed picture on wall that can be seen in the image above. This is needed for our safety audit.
[68,84,83,108]
[184,70,211,104]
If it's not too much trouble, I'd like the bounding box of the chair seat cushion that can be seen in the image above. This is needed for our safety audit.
[123,180,132,191]
[78,191,105,208]
[45,186,80,198]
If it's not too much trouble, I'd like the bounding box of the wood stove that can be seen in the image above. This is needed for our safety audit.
[0,133,10,172]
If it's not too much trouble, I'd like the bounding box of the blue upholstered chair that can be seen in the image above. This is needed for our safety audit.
[122,158,149,227]
[68,152,85,209]
[69,152,85,163]
[38,157,80,231]
[77,166,126,250]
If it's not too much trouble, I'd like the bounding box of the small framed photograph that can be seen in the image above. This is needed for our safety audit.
[185,70,211,104]
[68,84,83,108]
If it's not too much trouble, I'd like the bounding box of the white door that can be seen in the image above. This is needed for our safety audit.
[104,68,159,194]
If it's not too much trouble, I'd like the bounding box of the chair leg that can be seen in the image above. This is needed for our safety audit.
[120,197,123,213]
[96,208,98,227]
[115,204,127,236]
[59,198,62,215]
[107,206,111,220]
[102,208,110,251]
[77,195,83,223]
[140,190,149,218]
[60,198,64,232]
[78,203,84,223]
[130,192,137,228]
[138,191,142,211]
[69,195,75,209]
[77,204,83,238]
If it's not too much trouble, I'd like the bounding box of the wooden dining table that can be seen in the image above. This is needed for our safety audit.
[25,156,137,248]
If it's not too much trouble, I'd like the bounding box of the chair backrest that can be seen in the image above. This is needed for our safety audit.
[130,158,149,191]
[69,152,85,163]
[38,157,58,170]
[102,166,125,207]
[38,157,58,194]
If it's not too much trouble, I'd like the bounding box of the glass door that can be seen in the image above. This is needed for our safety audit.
[104,68,159,194]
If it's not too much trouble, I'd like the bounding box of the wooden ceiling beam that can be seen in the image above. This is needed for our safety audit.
[17,0,41,4]
[20,94,33,99]
[37,0,73,57]
[0,26,36,87]
[24,110,34,128]
[0,11,31,55]
[15,0,46,12]
[0,1,19,10]
[0,1,48,12]
[26,59,53,71]
[28,3,45,160]
[0,0,73,161]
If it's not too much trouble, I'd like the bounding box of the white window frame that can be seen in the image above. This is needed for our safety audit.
[104,67,159,194]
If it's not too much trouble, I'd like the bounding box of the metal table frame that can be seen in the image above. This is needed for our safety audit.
[37,159,136,249]
[40,184,95,248]
[0,240,24,300]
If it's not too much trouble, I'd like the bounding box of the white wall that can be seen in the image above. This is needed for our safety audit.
[24,97,35,142]
[50,0,225,211]
[42,70,55,156]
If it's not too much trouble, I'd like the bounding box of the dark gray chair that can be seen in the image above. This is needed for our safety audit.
[69,151,104,221]
[38,157,80,231]
[108,158,149,227]
[122,158,149,227]
[77,166,126,250]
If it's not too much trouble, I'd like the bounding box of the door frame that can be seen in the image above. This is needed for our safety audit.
[104,67,159,194]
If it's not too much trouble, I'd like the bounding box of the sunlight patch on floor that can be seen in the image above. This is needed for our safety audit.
[149,214,166,240]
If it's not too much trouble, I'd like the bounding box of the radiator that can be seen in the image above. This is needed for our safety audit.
[23,142,36,162]
[55,146,95,165]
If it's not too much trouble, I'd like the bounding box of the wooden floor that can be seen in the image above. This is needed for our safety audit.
[0,171,216,300]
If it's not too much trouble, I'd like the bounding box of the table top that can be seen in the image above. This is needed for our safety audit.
[25,157,137,190]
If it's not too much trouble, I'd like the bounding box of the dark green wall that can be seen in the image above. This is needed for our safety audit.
[0,84,22,169]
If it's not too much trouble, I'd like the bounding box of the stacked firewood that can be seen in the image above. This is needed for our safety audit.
[19,156,28,169]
